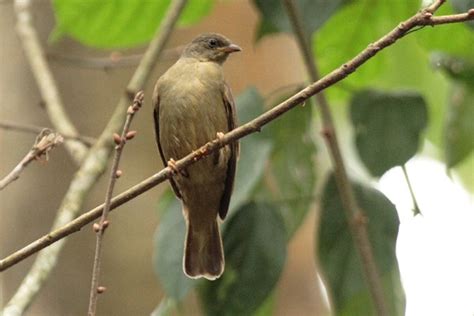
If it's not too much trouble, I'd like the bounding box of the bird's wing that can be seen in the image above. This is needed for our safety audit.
[218,82,239,220]
[152,85,182,199]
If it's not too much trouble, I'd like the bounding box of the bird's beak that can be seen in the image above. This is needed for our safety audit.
[221,43,242,53]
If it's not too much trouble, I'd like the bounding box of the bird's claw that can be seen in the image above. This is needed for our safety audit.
[167,158,179,174]
[216,132,225,140]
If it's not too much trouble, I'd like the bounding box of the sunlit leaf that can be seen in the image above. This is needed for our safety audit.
[318,174,403,315]
[350,90,428,177]
[51,0,214,48]
[200,202,287,316]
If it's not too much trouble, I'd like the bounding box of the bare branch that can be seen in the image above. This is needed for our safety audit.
[14,0,88,163]
[87,92,143,315]
[2,0,188,314]
[47,46,184,70]
[1,0,472,276]
[0,120,95,146]
[0,129,63,191]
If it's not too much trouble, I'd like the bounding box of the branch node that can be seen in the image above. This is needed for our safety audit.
[115,169,123,178]
[113,133,122,145]
[96,286,107,294]
[167,158,179,174]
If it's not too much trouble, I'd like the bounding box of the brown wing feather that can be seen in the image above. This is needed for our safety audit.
[218,83,239,220]
[152,89,182,199]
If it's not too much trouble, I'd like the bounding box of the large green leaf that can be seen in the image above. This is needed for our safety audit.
[229,87,273,212]
[444,84,474,167]
[51,0,214,48]
[350,90,428,177]
[318,174,403,315]
[200,202,287,316]
[252,0,349,39]
[257,92,317,237]
[153,194,198,301]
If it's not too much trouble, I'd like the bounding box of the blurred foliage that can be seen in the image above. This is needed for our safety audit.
[319,174,403,315]
[200,202,287,316]
[49,0,474,315]
[350,90,428,177]
[51,0,214,48]
[253,0,349,39]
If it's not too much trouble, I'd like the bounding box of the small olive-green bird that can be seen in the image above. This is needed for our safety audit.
[153,33,241,280]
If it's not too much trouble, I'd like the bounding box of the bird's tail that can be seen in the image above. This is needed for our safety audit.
[183,219,224,280]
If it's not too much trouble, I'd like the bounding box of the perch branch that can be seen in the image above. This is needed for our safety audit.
[14,0,88,164]
[87,92,144,316]
[283,0,388,314]
[0,129,63,191]
[1,0,472,274]
[2,1,187,315]
[0,120,95,146]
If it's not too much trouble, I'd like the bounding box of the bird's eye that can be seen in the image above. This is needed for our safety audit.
[208,38,218,48]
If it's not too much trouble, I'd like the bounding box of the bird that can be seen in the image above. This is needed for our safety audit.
[152,33,241,280]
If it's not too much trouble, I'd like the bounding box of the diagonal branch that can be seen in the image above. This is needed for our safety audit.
[283,0,387,314]
[2,1,188,315]
[0,120,95,146]
[0,129,63,191]
[1,0,472,274]
[15,0,88,164]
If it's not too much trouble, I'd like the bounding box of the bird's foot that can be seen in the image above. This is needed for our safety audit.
[216,132,225,140]
[167,158,179,174]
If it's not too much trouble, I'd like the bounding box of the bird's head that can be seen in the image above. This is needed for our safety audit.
[182,33,241,64]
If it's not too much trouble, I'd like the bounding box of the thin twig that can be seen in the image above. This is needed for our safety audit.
[0,120,95,146]
[1,0,472,274]
[401,164,422,216]
[0,129,63,191]
[87,92,144,316]
[2,1,187,315]
[283,0,389,314]
[47,46,184,70]
[15,0,88,163]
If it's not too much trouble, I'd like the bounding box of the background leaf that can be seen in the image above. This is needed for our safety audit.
[252,0,349,39]
[200,202,287,316]
[229,87,273,212]
[51,0,214,48]
[452,0,474,28]
[153,195,198,301]
[318,174,403,315]
[444,84,474,167]
[350,90,428,177]
[431,52,474,87]
[250,90,318,238]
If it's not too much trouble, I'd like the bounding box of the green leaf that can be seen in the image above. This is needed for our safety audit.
[445,84,474,167]
[431,52,474,87]
[262,97,317,237]
[350,90,428,177]
[252,0,349,39]
[51,0,214,48]
[318,174,404,315]
[153,196,198,301]
[200,202,287,316]
[230,87,273,212]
